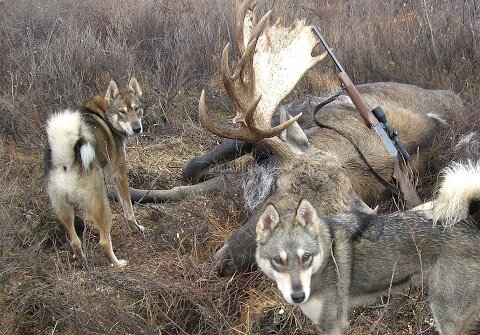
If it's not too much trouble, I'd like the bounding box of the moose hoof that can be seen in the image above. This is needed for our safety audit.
[213,244,237,277]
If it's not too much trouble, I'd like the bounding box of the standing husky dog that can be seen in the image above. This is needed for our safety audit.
[256,162,480,334]
[44,77,145,269]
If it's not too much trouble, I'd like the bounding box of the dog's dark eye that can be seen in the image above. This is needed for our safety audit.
[133,106,144,117]
[272,255,285,266]
[118,110,127,117]
[302,253,311,263]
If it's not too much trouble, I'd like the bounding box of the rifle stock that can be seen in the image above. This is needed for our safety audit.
[337,72,379,127]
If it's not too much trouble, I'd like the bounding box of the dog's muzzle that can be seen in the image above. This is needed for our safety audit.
[132,122,142,134]
[291,290,306,303]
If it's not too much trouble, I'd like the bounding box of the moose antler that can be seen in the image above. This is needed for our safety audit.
[235,0,255,55]
[199,0,327,161]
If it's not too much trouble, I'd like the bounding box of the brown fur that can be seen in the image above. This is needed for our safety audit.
[44,78,144,268]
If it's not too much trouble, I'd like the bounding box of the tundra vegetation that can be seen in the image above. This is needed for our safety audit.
[1,0,480,334]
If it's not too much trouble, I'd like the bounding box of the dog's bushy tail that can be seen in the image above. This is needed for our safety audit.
[46,109,95,171]
[432,161,480,227]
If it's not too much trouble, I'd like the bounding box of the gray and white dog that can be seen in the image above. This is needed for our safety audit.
[256,161,480,334]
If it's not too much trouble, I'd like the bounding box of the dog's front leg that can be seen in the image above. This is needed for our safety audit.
[113,170,145,233]
[301,293,349,334]
[304,304,348,334]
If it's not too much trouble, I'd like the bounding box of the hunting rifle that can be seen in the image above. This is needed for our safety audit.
[313,27,422,208]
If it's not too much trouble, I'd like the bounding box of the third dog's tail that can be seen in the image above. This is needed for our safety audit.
[46,109,95,172]
[431,161,480,227]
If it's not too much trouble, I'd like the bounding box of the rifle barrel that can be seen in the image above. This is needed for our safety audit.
[313,27,345,73]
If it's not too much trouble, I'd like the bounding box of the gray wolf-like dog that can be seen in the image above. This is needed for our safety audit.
[44,77,145,269]
[256,161,480,334]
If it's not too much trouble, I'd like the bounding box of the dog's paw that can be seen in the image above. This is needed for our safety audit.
[128,219,145,234]
[72,247,87,262]
[112,259,128,269]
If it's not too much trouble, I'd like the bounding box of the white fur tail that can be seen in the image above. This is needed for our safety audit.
[432,161,480,227]
[46,109,95,171]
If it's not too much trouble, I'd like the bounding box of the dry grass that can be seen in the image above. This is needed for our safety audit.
[1,0,480,334]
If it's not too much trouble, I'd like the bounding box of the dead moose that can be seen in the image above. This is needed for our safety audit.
[130,1,464,276]
[187,1,464,276]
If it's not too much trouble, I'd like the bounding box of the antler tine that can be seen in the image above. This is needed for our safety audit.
[235,0,257,55]
[231,33,256,82]
[229,9,272,124]
[243,94,262,125]
[248,9,271,46]
[221,43,243,116]
[232,9,271,81]
[198,90,256,141]
[200,88,299,151]
[221,42,256,125]
[228,1,274,127]
[247,112,303,139]
[274,16,284,27]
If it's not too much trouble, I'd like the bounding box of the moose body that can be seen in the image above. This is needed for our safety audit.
[177,0,464,276]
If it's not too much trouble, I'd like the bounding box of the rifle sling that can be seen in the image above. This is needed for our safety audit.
[312,91,342,115]
[312,97,421,208]
[313,119,402,197]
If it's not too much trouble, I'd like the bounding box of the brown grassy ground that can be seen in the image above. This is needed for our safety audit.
[1,0,480,334]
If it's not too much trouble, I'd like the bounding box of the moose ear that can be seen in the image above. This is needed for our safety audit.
[295,199,320,235]
[128,77,142,97]
[256,204,280,244]
[279,106,309,153]
[105,80,119,100]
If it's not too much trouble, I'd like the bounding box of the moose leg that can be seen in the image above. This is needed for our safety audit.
[213,213,259,276]
[182,139,256,182]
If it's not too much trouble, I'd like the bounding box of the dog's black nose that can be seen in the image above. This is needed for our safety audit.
[132,123,142,134]
[291,291,305,303]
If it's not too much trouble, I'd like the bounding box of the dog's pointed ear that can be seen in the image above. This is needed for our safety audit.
[256,204,280,244]
[128,77,142,97]
[295,199,321,235]
[106,80,119,100]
